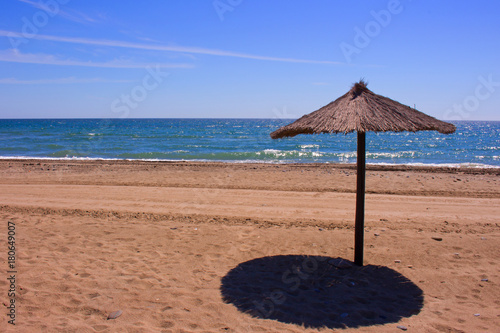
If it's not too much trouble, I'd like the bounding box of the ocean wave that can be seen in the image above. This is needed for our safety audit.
[371,162,500,169]
[1,155,499,168]
[366,151,418,159]
[0,156,124,161]
[49,150,86,158]
[45,144,65,149]
[0,147,30,152]
[475,155,500,160]
[477,146,499,151]
[258,149,323,158]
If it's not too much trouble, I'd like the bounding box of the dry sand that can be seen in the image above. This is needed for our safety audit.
[0,159,499,332]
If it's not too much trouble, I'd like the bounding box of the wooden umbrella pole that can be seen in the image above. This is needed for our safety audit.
[354,131,366,266]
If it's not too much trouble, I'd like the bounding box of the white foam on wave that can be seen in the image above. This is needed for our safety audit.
[0,156,499,168]
[258,149,324,158]
[371,162,500,169]
[300,144,319,149]
[0,156,121,161]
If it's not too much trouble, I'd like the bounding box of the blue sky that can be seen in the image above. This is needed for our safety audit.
[0,0,499,120]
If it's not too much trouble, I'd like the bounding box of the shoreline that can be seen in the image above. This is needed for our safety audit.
[1,156,499,170]
[1,156,500,172]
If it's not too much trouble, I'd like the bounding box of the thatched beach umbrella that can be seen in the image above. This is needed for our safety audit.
[270,80,456,266]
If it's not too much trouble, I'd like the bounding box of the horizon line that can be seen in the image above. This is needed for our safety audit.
[0,117,497,122]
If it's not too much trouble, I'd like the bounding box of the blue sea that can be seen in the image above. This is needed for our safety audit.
[1,119,499,168]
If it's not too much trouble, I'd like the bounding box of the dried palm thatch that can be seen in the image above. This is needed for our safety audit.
[270,80,456,139]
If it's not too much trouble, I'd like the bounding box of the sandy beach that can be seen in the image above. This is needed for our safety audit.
[0,159,499,332]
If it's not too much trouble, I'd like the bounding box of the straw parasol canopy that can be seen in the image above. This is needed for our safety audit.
[270,80,456,266]
[270,80,455,138]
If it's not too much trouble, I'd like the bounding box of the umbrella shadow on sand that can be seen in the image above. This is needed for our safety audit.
[220,255,423,329]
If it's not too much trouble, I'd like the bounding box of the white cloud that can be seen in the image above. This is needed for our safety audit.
[0,77,133,84]
[17,0,97,24]
[0,30,343,65]
[0,49,194,68]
